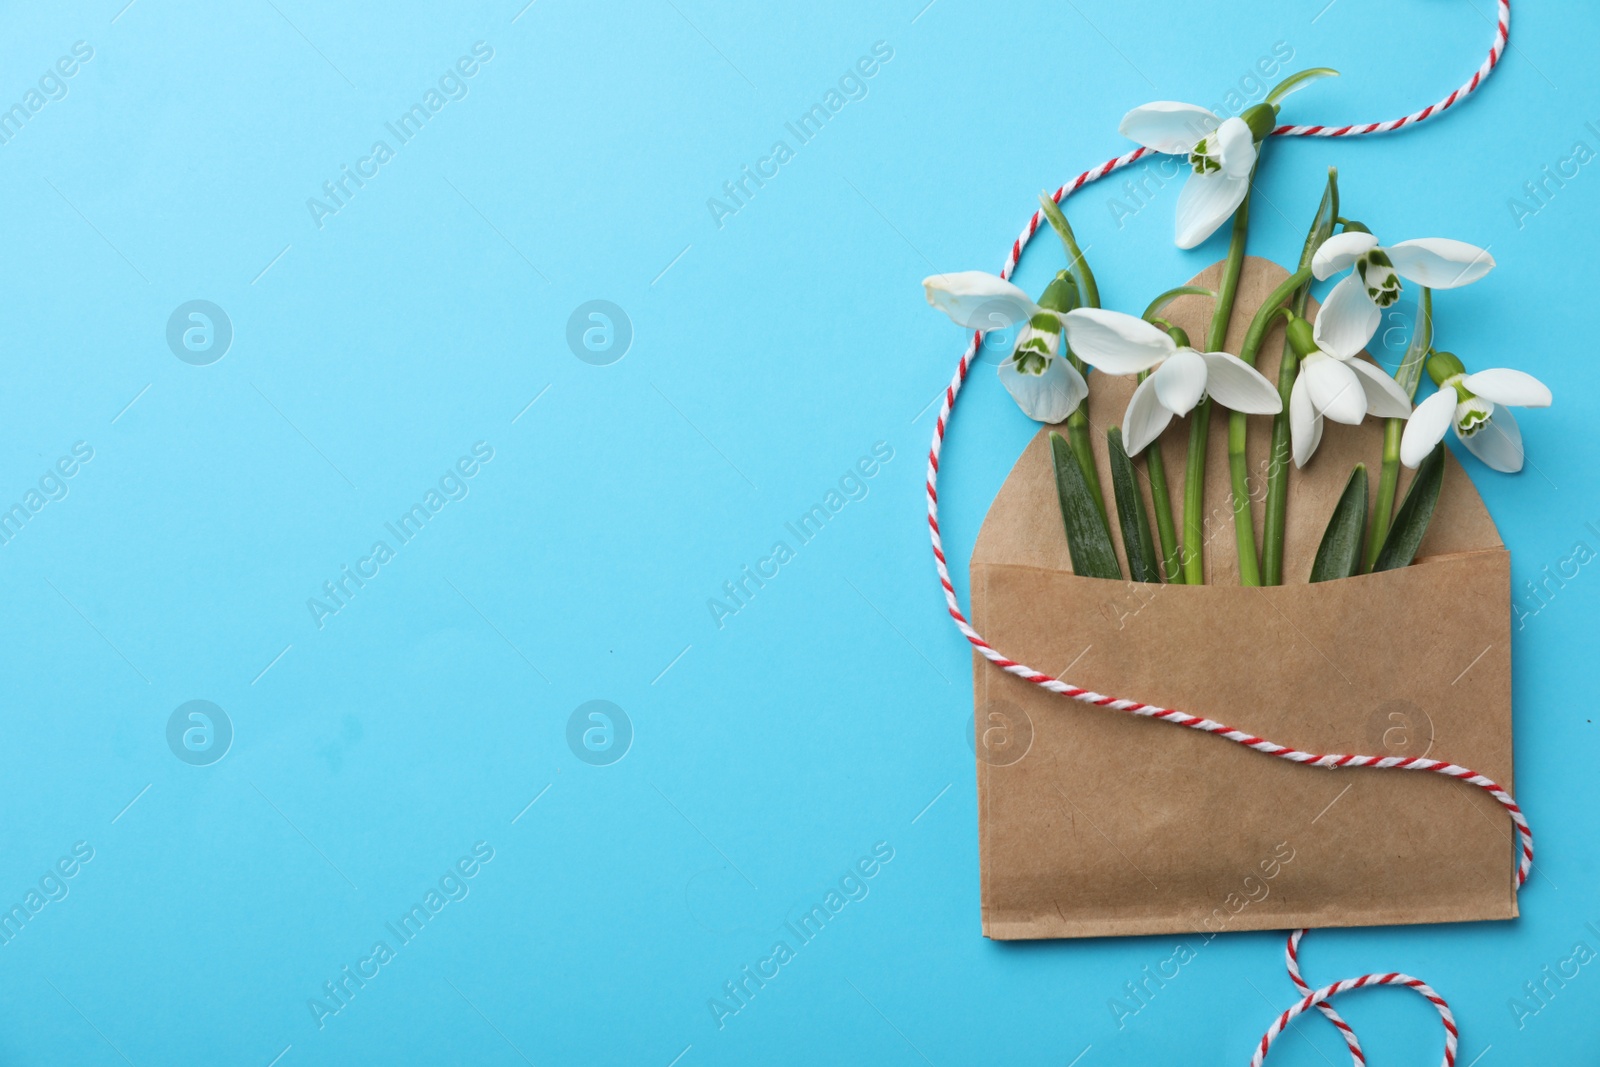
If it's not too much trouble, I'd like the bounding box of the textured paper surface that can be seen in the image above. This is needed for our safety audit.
[971,257,1515,940]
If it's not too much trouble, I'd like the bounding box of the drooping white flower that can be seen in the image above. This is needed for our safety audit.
[1118,102,1260,250]
[1062,308,1281,455]
[1310,231,1495,350]
[922,271,1087,423]
[1401,365,1551,473]
[1288,302,1413,468]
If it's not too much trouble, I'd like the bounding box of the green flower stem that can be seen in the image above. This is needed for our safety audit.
[1225,269,1310,587]
[1369,423,1404,565]
[1261,316,1302,586]
[1365,289,1431,571]
[1206,202,1250,353]
[1138,288,1213,585]
[1137,369,1183,584]
[1182,187,1252,584]
[1181,405,1212,584]
[1066,399,1108,533]
[1142,286,1214,321]
[1239,275,1310,362]
[1226,429,1262,584]
[1263,170,1340,585]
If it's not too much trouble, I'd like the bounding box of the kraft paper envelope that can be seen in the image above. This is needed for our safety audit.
[971,257,1516,940]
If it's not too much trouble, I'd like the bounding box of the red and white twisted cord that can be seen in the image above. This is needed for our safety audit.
[1253,965,1458,1067]
[1286,928,1365,1065]
[1274,0,1507,138]
[925,3,1515,1064]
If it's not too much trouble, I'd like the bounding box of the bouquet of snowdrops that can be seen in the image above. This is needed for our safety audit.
[922,70,1550,586]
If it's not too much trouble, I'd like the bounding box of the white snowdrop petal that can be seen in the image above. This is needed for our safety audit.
[998,353,1088,424]
[1462,368,1552,408]
[1348,359,1412,419]
[1215,117,1257,179]
[1303,354,1368,425]
[1199,351,1282,414]
[1312,274,1381,360]
[1175,170,1250,250]
[1062,308,1174,374]
[1386,238,1496,289]
[1311,231,1380,280]
[923,271,1041,331]
[1460,406,1525,472]
[1290,375,1323,468]
[1122,372,1175,456]
[1400,389,1457,468]
[1118,101,1220,154]
[1152,349,1208,416]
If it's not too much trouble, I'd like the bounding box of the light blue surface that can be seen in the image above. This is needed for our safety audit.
[0,0,1593,1063]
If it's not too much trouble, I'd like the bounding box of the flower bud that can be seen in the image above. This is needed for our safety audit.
[1241,103,1277,142]
[1427,349,1467,386]
[1037,270,1080,315]
[1285,315,1318,358]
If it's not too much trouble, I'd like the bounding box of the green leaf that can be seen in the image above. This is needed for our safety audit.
[1310,464,1368,583]
[1050,432,1121,580]
[1038,193,1099,309]
[1296,168,1339,274]
[1371,443,1445,572]
[1394,287,1432,401]
[1265,67,1339,106]
[1067,412,1109,533]
[1107,428,1161,583]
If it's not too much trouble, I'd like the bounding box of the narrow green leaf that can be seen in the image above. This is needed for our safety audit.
[1296,168,1339,274]
[1066,411,1110,534]
[1309,464,1368,583]
[1265,67,1339,106]
[1394,287,1432,401]
[1038,194,1098,308]
[1371,443,1445,572]
[1050,432,1121,580]
[1107,428,1161,583]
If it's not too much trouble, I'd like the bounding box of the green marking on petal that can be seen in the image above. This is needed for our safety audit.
[1011,324,1057,375]
[1013,351,1049,375]
[1357,252,1402,307]
[1455,395,1494,436]
[1188,135,1224,175]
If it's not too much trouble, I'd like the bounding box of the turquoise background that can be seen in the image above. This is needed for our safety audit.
[0,0,1593,1063]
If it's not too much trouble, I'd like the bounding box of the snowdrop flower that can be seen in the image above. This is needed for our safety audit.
[1401,352,1551,472]
[1118,102,1275,249]
[922,270,1087,423]
[1062,309,1280,455]
[1285,307,1412,468]
[1311,231,1495,351]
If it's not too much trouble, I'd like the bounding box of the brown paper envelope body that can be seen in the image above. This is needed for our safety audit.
[971,257,1515,940]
